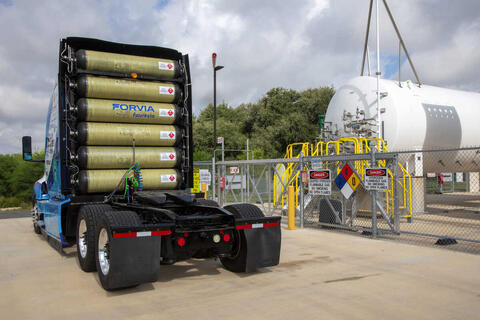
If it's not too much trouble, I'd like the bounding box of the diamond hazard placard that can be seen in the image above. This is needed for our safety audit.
[334,163,360,199]
[309,170,331,195]
[365,168,388,191]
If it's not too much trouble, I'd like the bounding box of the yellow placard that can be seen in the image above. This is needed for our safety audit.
[347,173,360,190]
[192,168,200,193]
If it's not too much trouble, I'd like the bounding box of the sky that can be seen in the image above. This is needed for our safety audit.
[0,0,479,154]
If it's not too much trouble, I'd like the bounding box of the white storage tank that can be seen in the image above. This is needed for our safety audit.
[324,76,480,172]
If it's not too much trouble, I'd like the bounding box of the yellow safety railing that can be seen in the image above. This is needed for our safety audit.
[275,137,413,218]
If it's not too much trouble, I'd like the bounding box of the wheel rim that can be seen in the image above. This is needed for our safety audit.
[98,228,110,275]
[78,219,87,259]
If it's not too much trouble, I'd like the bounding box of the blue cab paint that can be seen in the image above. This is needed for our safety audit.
[33,83,70,245]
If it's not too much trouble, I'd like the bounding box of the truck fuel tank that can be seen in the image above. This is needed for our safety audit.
[77,146,181,169]
[76,75,181,103]
[77,168,180,193]
[77,98,180,124]
[76,49,181,78]
[77,122,181,146]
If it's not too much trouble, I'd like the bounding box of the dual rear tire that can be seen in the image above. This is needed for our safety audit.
[76,205,141,290]
[76,204,112,272]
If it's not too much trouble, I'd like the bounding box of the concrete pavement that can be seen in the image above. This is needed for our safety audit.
[1,217,479,319]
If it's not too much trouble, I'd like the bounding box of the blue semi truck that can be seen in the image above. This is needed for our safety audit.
[22,37,281,290]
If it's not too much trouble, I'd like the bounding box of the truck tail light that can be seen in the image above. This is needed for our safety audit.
[223,234,230,242]
[177,237,186,247]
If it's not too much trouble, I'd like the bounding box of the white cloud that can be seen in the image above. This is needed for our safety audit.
[0,0,479,154]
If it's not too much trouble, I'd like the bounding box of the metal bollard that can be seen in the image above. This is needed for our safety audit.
[201,183,207,200]
[288,185,296,230]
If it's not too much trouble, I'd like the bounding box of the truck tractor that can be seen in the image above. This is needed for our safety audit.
[22,37,281,290]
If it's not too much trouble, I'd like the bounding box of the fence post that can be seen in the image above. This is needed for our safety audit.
[371,146,377,238]
[393,155,400,233]
[299,152,304,229]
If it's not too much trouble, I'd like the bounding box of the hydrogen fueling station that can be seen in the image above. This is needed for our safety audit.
[2,1,480,318]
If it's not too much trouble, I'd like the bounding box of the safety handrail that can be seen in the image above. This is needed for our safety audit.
[278,136,413,218]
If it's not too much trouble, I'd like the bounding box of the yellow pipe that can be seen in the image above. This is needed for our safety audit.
[288,185,296,230]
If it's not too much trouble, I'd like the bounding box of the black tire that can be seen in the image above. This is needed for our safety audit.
[96,210,141,290]
[220,203,265,272]
[32,193,41,234]
[194,199,219,207]
[76,204,112,272]
[223,203,265,219]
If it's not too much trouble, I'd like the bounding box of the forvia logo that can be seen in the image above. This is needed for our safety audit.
[367,169,386,176]
[112,103,155,112]
[310,171,329,179]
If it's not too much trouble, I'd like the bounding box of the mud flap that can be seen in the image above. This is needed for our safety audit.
[221,216,281,273]
[243,222,281,272]
[107,229,163,289]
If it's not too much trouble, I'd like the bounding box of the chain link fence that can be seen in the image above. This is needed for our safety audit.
[203,146,480,254]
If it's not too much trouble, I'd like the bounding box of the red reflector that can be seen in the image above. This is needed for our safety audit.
[220,230,224,234]
[236,224,251,230]
[184,232,189,237]
[223,234,230,242]
[177,237,186,247]
[113,232,136,239]
[263,222,281,228]
[152,230,172,236]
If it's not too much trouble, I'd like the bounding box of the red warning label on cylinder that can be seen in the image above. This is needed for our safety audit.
[160,131,176,140]
[158,61,175,71]
[159,86,175,95]
[159,108,175,118]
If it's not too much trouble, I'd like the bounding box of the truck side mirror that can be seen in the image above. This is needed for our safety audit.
[22,136,33,161]
[22,136,45,163]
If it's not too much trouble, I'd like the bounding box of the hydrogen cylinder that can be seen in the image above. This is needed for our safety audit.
[76,49,181,78]
[77,122,180,146]
[76,75,180,103]
[78,169,180,193]
[77,146,181,169]
[77,98,179,124]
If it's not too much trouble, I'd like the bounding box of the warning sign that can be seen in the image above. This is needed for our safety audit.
[334,163,359,199]
[309,170,331,195]
[192,168,200,193]
[365,168,388,191]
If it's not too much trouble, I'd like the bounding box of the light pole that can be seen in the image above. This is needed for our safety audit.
[212,52,224,149]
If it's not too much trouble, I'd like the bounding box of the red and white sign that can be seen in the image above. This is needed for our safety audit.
[217,136,224,144]
[158,61,175,71]
[309,169,331,195]
[229,167,239,174]
[310,171,330,179]
[365,167,388,191]
[159,108,175,118]
[159,86,175,95]
[160,131,176,140]
[161,152,176,161]
[161,174,176,183]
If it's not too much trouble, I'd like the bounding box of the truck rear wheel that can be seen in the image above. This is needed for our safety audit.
[96,210,141,290]
[76,204,112,272]
[220,204,264,272]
